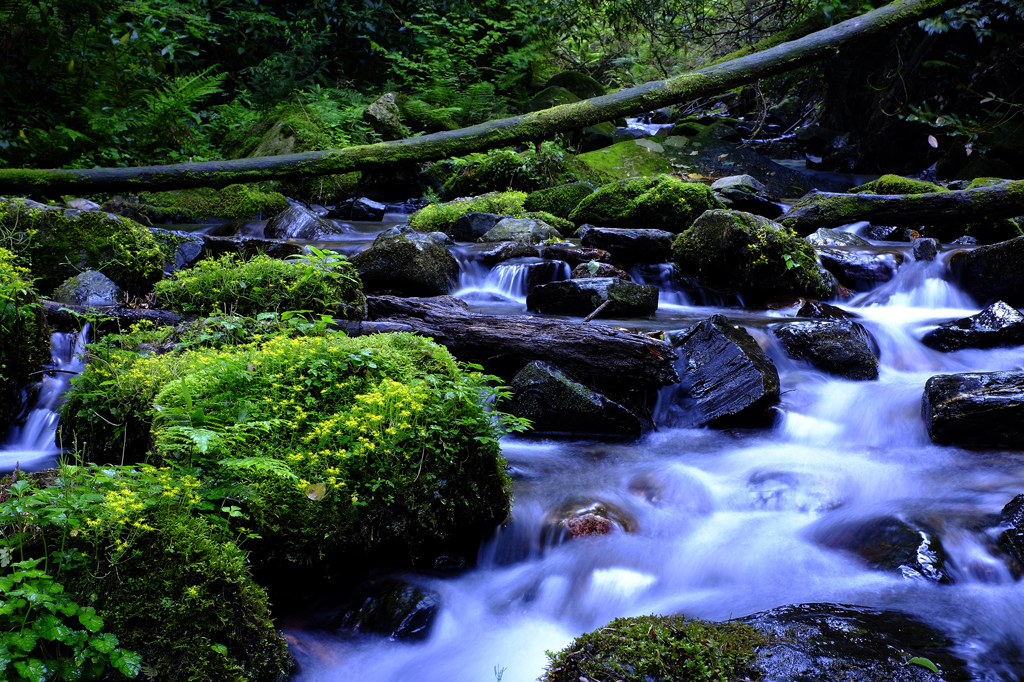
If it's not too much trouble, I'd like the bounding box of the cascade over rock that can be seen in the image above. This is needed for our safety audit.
[922,301,1024,352]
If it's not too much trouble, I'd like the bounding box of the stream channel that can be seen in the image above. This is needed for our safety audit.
[4,210,1023,681]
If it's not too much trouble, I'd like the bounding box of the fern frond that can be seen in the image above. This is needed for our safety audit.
[140,66,227,128]
[219,457,298,480]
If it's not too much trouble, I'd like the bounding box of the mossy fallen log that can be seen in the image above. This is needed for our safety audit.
[0,0,964,195]
[782,180,1024,235]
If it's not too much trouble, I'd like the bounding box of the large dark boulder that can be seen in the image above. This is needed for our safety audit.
[999,494,1024,567]
[506,361,644,437]
[949,235,1024,307]
[656,315,780,428]
[773,320,879,380]
[710,174,783,219]
[743,604,968,682]
[52,270,124,307]
[568,176,720,232]
[810,515,947,582]
[526,278,658,317]
[330,197,387,221]
[351,226,459,296]
[149,228,204,273]
[922,301,1024,352]
[264,204,339,240]
[453,212,506,242]
[570,262,631,281]
[480,218,562,244]
[578,226,675,263]
[922,371,1024,447]
[817,248,902,290]
[328,579,439,641]
[673,210,835,303]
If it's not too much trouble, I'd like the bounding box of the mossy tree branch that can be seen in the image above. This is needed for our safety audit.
[0,0,965,196]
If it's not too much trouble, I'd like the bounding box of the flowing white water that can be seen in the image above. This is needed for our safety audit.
[453,257,570,307]
[0,326,88,473]
[288,247,1024,681]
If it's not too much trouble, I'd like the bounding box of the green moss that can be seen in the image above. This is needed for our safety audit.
[522,212,574,234]
[0,247,51,429]
[153,252,365,318]
[62,513,292,682]
[408,191,528,234]
[850,174,947,195]
[137,184,288,223]
[524,182,596,218]
[543,613,765,682]
[60,331,516,586]
[578,139,673,183]
[967,176,1008,189]
[426,145,596,198]
[0,198,165,295]
[674,209,834,302]
[568,175,721,232]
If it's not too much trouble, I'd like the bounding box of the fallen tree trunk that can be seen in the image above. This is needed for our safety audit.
[362,295,679,389]
[0,0,963,195]
[782,181,1024,235]
[43,300,182,334]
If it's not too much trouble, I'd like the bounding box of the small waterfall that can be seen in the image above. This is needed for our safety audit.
[454,257,570,305]
[627,263,692,308]
[0,325,89,474]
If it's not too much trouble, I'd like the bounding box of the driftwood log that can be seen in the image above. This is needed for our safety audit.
[782,181,1024,235]
[363,295,679,390]
[43,301,182,334]
[0,0,963,195]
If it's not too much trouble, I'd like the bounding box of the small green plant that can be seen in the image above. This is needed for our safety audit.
[908,656,940,673]
[0,558,142,681]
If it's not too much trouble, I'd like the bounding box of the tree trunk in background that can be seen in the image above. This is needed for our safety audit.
[0,0,965,196]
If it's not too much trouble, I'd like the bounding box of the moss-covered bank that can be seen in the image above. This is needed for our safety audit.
[850,174,947,195]
[137,184,288,223]
[0,247,51,430]
[408,191,528,234]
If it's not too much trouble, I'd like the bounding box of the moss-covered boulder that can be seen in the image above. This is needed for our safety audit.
[52,270,124,306]
[408,192,527,235]
[136,184,288,224]
[526,85,581,112]
[673,209,834,303]
[424,146,595,198]
[0,248,51,430]
[0,198,165,296]
[480,218,562,244]
[545,71,606,99]
[351,226,459,296]
[568,175,721,232]
[64,513,293,682]
[154,251,365,318]
[850,174,947,195]
[524,182,596,219]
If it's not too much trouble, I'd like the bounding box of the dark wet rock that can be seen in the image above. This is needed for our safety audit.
[426,231,453,246]
[351,225,459,297]
[492,258,570,295]
[818,248,902,290]
[798,300,859,319]
[538,245,611,268]
[922,301,1024,352]
[264,205,338,240]
[330,197,387,221]
[657,315,780,428]
[773,319,879,380]
[148,228,204,273]
[868,224,901,240]
[480,218,561,245]
[806,228,872,247]
[578,225,675,264]
[205,220,246,237]
[52,270,124,307]
[999,494,1024,567]
[570,262,631,281]
[526,278,658,317]
[547,501,636,540]
[743,603,969,681]
[673,210,835,303]
[950,235,978,246]
[453,212,506,242]
[923,371,1024,447]
[476,241,538,266]
[329,579,439,641]
[914,237,939,261]
[811,515,948,582]
[949,235,1024,307]
[711,174,784,219]
[507,361,644,437]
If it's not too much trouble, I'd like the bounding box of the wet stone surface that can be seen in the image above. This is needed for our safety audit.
[922,301,1024,352]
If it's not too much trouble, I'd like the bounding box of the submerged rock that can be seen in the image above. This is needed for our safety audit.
[480,218,561,245]
[773,319,879,380]
[547,501,636,541]
[922,301,1024,352]
[329,197,387,221]
[999,494,1024,567]
[264,204,338,240]
[913,237,939,261]
[743,603,968,682]
[949,235,1024,307]
[578,225,675,263]
[805,228,872,247]
[922,371,1024,447]
[526,277,658,317]
[811,515,948,582]
[329,579,439,641]
[351,225,459,296]
[798,300,859,319]
[476,241,538,266]
[818,248,902,290]
[52,270,124,306]
[658,315,780,428]
[506,361,644,438]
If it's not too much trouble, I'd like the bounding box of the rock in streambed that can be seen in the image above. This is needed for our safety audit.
[922,371,1024,447]
[773,319,879,380]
